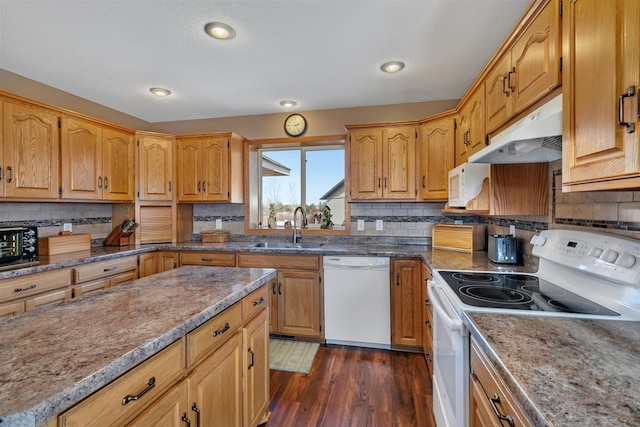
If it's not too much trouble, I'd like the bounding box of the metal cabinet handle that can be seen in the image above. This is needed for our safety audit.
[201,258,213,262]
[501,74,510,96]
[15,284,37,292]
[191,402,201,427]
[396,272,400,286]
[7,166,12,184]
[463,129,470,147]
[212,322,230,337]
[0,167,3,181]
[507,67,516,93]
[104,176,109,189]
[489,393,515,427]
[425,298,431,306]
[98,176,103,189]
[421,175,426,188]
[253,296,265,306]
[384,177,387,188]
[181,413,191,426]
[202,181,206,192]
[425,320,432,329]
[122,377,155,405]
[169,181,172,192]
[197,181,201,192]
[378,177,381,188]
[278,282,282,295]
[248,347,255,370]
[618,86,636,133]
[272,281,277,295]
[103,266,117,272]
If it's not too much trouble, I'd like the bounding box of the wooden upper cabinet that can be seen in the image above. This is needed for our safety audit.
[485,0,561,134]
[417,114,455,201]
[137,132,174,201]
[562,0,640,191]
[347,125,416,200]
[61,116,134,201]
[456,89,485,166]
[176,133,244,203]
[1,99,60,199]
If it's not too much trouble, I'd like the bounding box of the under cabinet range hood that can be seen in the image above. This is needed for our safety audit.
[469,94,562,164]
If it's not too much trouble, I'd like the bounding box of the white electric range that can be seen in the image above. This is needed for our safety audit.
[428,229,640,427]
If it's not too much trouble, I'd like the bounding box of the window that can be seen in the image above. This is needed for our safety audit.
[260,146,345,230]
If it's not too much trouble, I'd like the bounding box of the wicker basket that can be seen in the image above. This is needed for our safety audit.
[200,230,230,243]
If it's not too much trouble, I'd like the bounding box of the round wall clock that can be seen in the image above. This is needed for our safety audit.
[284,113,307,137]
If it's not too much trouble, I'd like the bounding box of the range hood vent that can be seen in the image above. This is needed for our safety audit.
[469,94,562,164]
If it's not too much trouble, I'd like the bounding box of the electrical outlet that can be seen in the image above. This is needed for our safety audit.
[215,219,222,229]
[357,219,365,231]
[376,219,383,231]
[63,223,72,232]
[510,225,516,236]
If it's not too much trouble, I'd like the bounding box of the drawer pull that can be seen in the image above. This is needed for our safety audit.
[248,347,255,370]
[201,258,213,262]
[618,86,636,133]
[103,266,118,272]
[212,322,230,337]
[252,296,265,306]
[15,284,37,293]
[425,298,431,306]
[191,402,201,427]
[181,413,191,426]
[122,377,155,405]
[425,320,431,329]
[489,393,514,427]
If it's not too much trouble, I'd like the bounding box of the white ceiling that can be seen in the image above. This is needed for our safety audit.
[0,0,530,123]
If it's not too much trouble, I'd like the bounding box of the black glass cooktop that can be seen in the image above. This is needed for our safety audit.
[437,271,620,316]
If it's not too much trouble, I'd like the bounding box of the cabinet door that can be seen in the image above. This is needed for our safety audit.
[269,279,278,334]
[138,253,157,278]
[176,139,203,201]
[127,381,188,427]
[60,116,102,200]
[202,137,229,201]
[391,259,423,349]
[383,126,416,199]
[188,331,243,427]
[102,127,135,201]
[418,117,454,201]
[467,90,486,157]
[0,300,25,318]
[511,0,561,114]
[455,110,470,166]
[484,54,512,134]
[2,100,60,199]
[138,135,174,201]
[348,129,383,200]
[563,0,640,187]
[277,270,321,337]
[243,309,269,427]
[158,252,179,272]
[470,374,503,427]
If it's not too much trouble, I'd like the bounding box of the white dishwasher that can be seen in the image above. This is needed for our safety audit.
[323,256,390,349]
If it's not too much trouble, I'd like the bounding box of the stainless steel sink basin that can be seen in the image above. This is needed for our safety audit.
[251,242,323,249]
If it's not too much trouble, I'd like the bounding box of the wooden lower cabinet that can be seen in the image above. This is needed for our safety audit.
[180,251,236,267]
[0,268,71,318]
[470,337,531,427]
[138,253,158,278]
[243,309,269,427]
[127,381,188,427]
[391,258,423,349]
[157,251,179,272]
[422,264,433,373]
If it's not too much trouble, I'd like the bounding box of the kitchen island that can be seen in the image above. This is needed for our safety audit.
[465,312,640,427]
[0,265,276,426]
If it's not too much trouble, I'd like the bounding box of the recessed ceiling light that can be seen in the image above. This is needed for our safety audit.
[279,100,297,108]
[380,61,405,73]
[204,22,236,40]
[149,87,171,97]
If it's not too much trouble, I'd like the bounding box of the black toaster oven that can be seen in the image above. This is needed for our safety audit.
[0,226,38,264]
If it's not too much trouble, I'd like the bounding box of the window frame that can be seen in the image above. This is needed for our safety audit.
[244,134,350,235]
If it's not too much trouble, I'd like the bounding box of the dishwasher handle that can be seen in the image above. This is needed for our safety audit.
[428,279,464,334]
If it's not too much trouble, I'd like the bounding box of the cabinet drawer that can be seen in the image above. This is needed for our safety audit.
[0,268,71,304]
[74,256,138,284]
[186,303,242,368]
[237,253,320,270]
[59,338,185,427]
[470,338,530,427]
[242,285,269,322]
[0,300,25,318]
[72,278,110,298]
[25,288,72,311]
[180,251,236,267]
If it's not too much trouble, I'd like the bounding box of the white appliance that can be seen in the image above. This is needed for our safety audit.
[429,229,640,427]
[468,94,562,164]
[447,163,489,207]
[323,256,391,349]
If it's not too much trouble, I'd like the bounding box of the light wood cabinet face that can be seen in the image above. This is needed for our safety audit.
[180,251,236,267]
[127,381,188,427]
[157,251,179,272]
[277,270,321,337]
[138,252,157,278]
[202,138,229,201]
[177,136,232,202]
[243,309,269,427]
[383,126,416,199]
[138,135,174,201]
[562,0,640,189]
[102,127,135,201]
[2,99,60,199]
[467,90,486,157]
[176,138,201,201]
[348,128,383,199]
[485,54,513,133]
[418,116,454,201]
[391,258,423,349]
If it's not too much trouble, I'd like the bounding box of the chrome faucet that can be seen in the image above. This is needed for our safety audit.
[292,206,307,243]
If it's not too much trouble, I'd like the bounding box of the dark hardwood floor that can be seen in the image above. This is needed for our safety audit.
[268,344,436,427]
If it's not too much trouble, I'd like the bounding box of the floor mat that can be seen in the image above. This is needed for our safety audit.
[269,339,320,374]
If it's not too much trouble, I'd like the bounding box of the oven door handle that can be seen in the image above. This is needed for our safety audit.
[428,279,464,334]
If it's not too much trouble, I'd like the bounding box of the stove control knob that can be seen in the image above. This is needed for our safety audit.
[587,247,603,258]
[600,249,619,263]
[615,253,636,268]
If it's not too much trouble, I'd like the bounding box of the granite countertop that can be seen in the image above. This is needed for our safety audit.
[0,265,276,426]
[465,312,640,427]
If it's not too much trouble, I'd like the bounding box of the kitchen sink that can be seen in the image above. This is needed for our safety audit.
[251,242,324,249]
